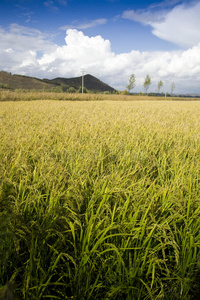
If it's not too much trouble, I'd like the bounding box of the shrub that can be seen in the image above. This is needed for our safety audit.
[0,83,11,89]
[78,86,88,93]
[67,87,76,93]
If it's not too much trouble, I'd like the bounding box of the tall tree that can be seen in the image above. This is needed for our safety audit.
[157,80,163,93]
[143,74,151,93]
[126,74,136,92]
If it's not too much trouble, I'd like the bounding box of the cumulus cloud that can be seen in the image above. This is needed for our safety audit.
[0,24,57,74]
[1,26,200,93]
[122,1,200,48]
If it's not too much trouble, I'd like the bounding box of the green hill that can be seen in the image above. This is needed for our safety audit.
[0,71,115,93]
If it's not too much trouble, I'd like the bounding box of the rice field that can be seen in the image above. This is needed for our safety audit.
[1,98,200,299]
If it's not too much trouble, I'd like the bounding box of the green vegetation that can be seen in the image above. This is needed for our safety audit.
[0,82,11,89]
[78,86,88,93]
[67,87,76,93]
[171,83,175,95]
[126,74,136,93]
[143,74,152,93]
[1,99,200,299]
[157,80,164,93]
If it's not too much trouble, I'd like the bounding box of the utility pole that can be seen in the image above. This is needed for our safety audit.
[81,68,85,94]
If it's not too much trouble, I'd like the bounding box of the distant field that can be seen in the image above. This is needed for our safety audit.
[1,100,200,299]
[0,89,200,101]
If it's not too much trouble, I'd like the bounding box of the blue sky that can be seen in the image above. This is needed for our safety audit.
[1,0,200,93]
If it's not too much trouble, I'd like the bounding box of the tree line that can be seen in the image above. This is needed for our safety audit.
[126,74,175,95]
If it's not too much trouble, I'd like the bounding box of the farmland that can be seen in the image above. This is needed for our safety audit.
[1,96,200,299]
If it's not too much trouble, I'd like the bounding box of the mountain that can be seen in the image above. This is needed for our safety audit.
[0,71,54,90]
[0,71,115,93]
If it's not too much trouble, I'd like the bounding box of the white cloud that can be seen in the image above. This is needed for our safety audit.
[57,0,67,5]
[0,24,56,52]
[0,26,200,94]
[15,4,34,23]
[60,18,107,30]
[44,0,67,11]
[152,3,200,48]
[0,24,57,74]
[44,0,59,12]
[122,1,200,48]
[4,48,14,53]
[122,9,166,24]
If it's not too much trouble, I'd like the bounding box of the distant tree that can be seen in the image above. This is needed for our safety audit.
[126,74,136,92]
[123,89,129,95]
[171,82,175,95]
[78,86,88,93]
[157,80,163,93]
[143,74,151,93]
[67,87,76,93]
[51,86,63,93]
